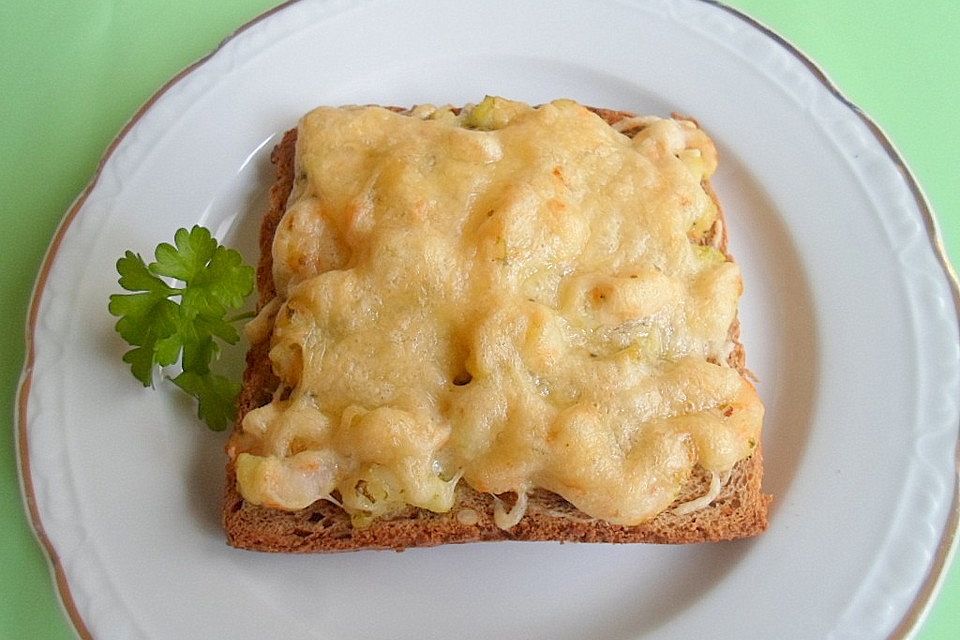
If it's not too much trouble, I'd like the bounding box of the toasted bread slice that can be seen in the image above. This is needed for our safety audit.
[223,107,769,552]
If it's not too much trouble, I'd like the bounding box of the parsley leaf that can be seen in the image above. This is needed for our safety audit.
[109,226,255,430]
[107,252,180,385]
[116,250,176,295]
[151,226,218,282]
[171,371,241,432]
[151,226,253,319]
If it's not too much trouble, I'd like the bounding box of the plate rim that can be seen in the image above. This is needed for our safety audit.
[14,1,960,638]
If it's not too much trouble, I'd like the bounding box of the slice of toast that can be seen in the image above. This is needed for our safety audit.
[223,106,770,552]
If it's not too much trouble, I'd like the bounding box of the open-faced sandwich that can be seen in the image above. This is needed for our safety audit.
[224,97,768,551]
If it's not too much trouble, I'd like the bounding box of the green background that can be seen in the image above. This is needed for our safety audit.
[1,1,957,637]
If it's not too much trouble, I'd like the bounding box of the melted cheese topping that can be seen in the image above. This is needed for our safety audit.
[234,97,763,527]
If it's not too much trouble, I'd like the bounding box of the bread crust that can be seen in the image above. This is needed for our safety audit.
[223,108,770,552]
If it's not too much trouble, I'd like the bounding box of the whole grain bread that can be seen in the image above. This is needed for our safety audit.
[223,107,770,552]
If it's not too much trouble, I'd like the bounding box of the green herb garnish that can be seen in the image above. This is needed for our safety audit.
[109,226,255,430]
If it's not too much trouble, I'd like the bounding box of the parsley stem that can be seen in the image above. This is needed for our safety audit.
[225,311,256,323]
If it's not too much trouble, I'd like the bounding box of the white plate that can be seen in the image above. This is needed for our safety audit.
[18,0,960,638]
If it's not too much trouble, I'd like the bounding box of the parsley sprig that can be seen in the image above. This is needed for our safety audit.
[109,226,255,430]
